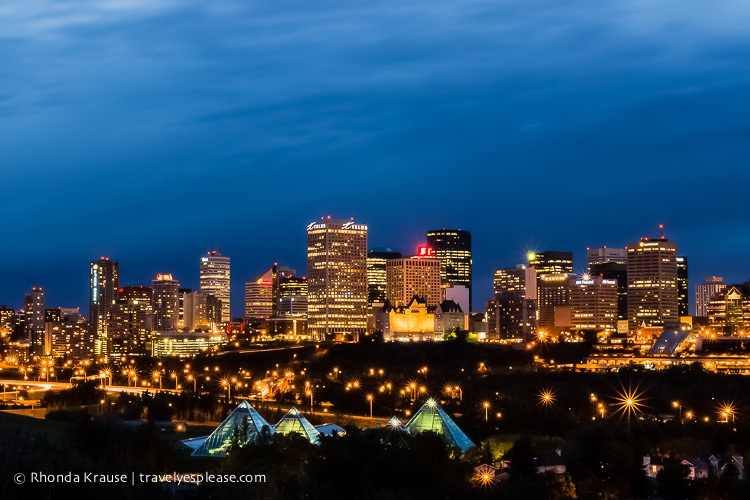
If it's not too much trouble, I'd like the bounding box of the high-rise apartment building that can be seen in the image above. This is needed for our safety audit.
[367,248,402,305]
[676,256,689,317]
[491,265,537,339]
[695,276,726,318]
[200,250,231,324]
[626,237,678,331]
[307,217,368,341]
[426,229,472,311]
[90,257,120,359]
[109,286,153,357]
[386,250,442,307]
[25,287,45,354]
[152,274,180,332]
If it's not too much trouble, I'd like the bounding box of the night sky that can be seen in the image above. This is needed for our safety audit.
[2,1,749,315]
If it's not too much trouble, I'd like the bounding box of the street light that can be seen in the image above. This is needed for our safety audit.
[366,394,373,418]
[483,401,490,422]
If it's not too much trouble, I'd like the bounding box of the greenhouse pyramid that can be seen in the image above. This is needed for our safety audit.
[192,401,274,457]
[273,407,320,445]
[405,398,475,452]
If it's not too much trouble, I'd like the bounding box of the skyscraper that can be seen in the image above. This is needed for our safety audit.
[676,256,689,317]
[244,267,274,319]
[695,276,726,317]
[152,273,180,332]
[200,250,231,325]
[109,286,153,357]
[492,266,537,340]
[25,287,45,355]
[426,229,472,311]
[528,251,574,277]
[307,217,368,341]
[386,249,442,307]
[90,257,120,359]
[626,237,678,331]
[587,247,627,322]
[569,276,618,332]
[367,248,402,305]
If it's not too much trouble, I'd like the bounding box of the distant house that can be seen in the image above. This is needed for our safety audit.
[709,454,745,479]
[681,458,710,479]
[643,456,664,478]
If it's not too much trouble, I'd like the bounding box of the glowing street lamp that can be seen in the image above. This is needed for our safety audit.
[152,370,162,390]
[539,389,555,407]
[366,394,374,418]
[171,372,178,391]
[483,401,490,422]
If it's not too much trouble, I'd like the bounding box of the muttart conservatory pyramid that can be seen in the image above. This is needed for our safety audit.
[405,398,475,452]
[273,407,321,445]
[192,401,274,457]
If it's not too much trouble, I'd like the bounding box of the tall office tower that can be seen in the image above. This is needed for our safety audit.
[386,247,442,307]
[626,237,678,331]
[695,276,726,317]
[528,251,574,277]
[426,229,472,311]
[200,250,231,324]
[589,262,627,321]
[537,274,572,328]
[587,247,627,268]
[89,257,120,359]
[707,285,750,336]
[244,267,274,319]
[109,286,153,357]
[152,274,180,332]
[278,275,308,315]
[676,256,689,317]
[367,248,402,305]
[270,265,296,317]
[307,217,368,341]
[25,287,45,354]
[569,276,618,332]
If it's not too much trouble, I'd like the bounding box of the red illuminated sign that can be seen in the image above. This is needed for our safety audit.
[416,244,434,257]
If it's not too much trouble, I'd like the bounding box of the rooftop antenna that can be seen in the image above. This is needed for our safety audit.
[658,224,665,239]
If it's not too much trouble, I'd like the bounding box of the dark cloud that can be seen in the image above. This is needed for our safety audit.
[1,0,749,311]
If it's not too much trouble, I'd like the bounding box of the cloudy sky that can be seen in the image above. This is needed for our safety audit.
[1,0,749,314]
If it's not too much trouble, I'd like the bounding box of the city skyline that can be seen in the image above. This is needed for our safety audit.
[1,222,750,318]
[2,1,750,314]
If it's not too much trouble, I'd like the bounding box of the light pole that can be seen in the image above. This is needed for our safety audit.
[171,372,178,391]
[367,394,373,418]
[483,401,490,422]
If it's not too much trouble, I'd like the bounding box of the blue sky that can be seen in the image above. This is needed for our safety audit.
[2,0,750,314]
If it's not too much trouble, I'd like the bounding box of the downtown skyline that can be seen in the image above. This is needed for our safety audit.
[0,220,745,318]
[2,1,750,313]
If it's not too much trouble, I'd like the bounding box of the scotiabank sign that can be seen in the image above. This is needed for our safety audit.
[417,244,434,257]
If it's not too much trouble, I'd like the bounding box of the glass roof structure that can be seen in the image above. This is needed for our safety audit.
[273,407,321,445]
[405,398,475,452]
[192,401,274,457]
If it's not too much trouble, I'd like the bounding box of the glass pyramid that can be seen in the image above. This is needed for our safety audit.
[273,407,320,445]
[192,401,274,457]
[405,398,475,452]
